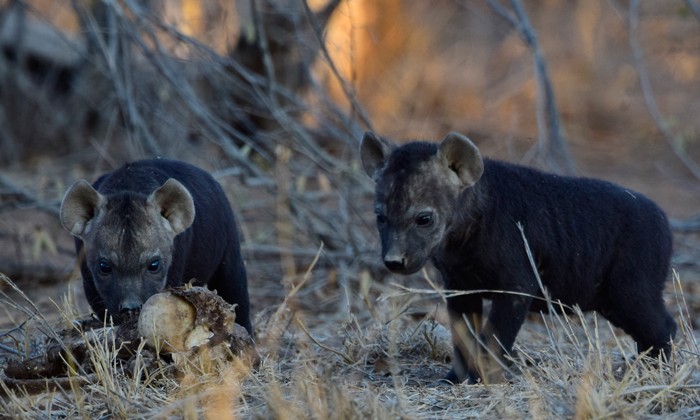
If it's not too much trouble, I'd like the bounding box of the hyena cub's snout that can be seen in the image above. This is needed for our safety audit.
[108,286,150,321]
[118,298,141,317]
[383,255,407,272]
[383,249,409,272]
[381,239,429,274]
[380,232,406,271]
[117,288,147,314]
[380,237,416,274]
[380,229,431,274]
[378,205,448,274]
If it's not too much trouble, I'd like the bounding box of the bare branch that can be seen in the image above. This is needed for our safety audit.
[628,0,700,182]
[0,172,59,217]
[248,0,278,95]
[671,216,700,232]
[684,0,700,23]
[484,0,574,174]
[300,0,374,132]
[72,0,161,156]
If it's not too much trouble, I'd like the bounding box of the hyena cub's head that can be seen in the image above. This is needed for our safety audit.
[60,179,195,318]
[360,132,484,274]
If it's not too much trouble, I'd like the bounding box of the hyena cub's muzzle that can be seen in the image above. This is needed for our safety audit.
[383,258,407,272]
[381,241,427,275]
[117,290,146,317]
[381,235,407,272]
[377,211,444,272]
[382,244,415,273]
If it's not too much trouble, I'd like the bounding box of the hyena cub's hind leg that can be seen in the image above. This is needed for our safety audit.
[600,269,676,360]
[604,297,676,360]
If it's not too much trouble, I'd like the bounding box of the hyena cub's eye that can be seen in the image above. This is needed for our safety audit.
[147,257,162,273]
[415,211,434,227]
[376,213,387,227]
[97,258,113,275]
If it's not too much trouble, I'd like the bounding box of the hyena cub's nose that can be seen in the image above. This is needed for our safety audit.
[119,300,142,316]
[384,257,406,271]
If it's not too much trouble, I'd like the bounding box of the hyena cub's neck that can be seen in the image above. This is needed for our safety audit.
[441,175,488,251]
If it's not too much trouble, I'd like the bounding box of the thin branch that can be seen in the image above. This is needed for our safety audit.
[72,0,161,156]
[670,216,700,232]
[484,0,574,175]
[120,0,274,181]
[628,0,700,182]
[125,3,276,162]
[297,319,354,364]
[0,173,59,217]
[0,273,63,343]
[300,0,374,132]
[248,0,278,95]
[684,0,700,24]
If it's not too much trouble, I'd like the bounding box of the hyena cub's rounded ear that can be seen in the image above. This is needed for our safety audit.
[360,132,394,179]
[438,132,484,188]
[60,180,105,238]
[148,179,195,235]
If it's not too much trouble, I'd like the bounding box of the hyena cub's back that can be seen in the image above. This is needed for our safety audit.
[61,159,252,334]
[361,131,675,384]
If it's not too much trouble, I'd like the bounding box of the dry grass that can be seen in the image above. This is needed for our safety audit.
[0,270,698,419]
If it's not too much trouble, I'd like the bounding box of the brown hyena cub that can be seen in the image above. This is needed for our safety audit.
[360,131,676,384]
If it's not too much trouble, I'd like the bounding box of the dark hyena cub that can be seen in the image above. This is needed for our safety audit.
[60,159,252,334]
[360,131,676,384]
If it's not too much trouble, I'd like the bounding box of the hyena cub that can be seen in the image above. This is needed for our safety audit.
[61,159,252,334]
[361,131,676,384]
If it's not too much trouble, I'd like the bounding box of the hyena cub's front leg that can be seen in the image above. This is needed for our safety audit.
[445,294,482,384]
[445,294,498,384]
[446,293,532,384]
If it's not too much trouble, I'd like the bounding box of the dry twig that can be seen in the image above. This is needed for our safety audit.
[628,0,700,182]
[483,0,574,175]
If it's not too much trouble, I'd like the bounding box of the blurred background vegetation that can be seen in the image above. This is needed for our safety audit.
[0,0,699,326]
